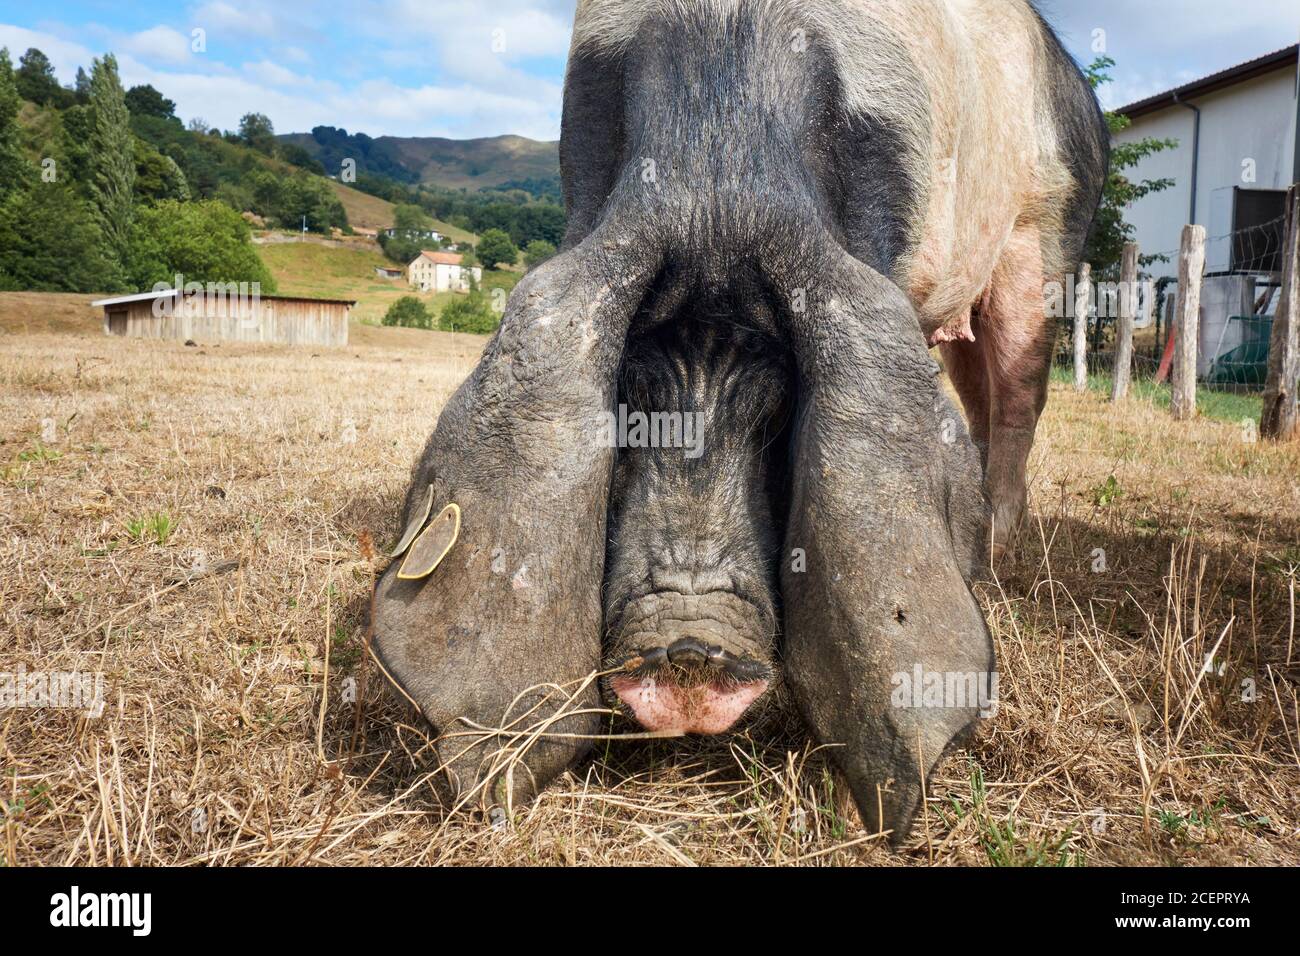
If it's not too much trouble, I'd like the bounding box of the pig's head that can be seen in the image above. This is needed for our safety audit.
[371,0,993,843]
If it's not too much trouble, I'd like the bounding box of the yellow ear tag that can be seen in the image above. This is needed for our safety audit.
[396,503,461,580]
[390,485,435,559]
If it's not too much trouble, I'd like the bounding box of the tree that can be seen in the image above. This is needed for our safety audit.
[379,214,442,263]
[0,49,30,204]
[125,84,176,120]
[134,139,190,204]
[15,48,62,105]
[393,203,433,232]
[0,182,119,292]
[277,142,325,174]
[382,295,433,329]
[0,51,117,293]
[186,116,210,134]
[74,67,91,103]
[126,199,276,292]
[243,169,347,233]
[476,228,518,270]
[380,233,442,264]
[439,289,500,334]
[511,202,565,246]
[238,112,276,154]
[214,179,255,215]
[87,54,135,269]
[379,233,421,264]
[58,103,95,190]
[1083,57,1178,277]
[523,239,556,270]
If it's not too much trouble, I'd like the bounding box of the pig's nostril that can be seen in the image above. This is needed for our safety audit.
[667,637,709,666]
[620,646,667,674]
[616,638,772,685]
[724,657,771,683]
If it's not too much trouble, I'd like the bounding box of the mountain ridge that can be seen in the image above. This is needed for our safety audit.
[279,127,561,194]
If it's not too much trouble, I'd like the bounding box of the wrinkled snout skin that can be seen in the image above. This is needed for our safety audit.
[371,0,1107,844]
[602,318,790,734]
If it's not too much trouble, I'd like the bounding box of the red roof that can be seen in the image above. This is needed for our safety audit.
[416,251,464,266]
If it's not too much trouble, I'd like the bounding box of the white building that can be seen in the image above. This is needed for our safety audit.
[1114,45,1298,281]
[384,228,443,242]
[407,251,482,293]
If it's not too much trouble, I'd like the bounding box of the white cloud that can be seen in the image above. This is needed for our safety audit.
[119,25,193,66]
[377,0,572,99]
[242,59,311,88]
[347,77,561,139]
[190,1,278,38]
[0,24,98,82]
[2,2,572,138]
[1042,0,1299,75]
[391,0,572,61]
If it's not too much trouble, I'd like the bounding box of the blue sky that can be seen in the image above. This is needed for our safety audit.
[0,1,1296,141]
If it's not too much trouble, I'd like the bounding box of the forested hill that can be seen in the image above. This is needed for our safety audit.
[279,128,560,199]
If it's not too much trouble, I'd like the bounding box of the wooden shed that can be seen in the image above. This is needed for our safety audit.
[92,288,355,348]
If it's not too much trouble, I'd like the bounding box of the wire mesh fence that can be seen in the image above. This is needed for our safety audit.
[1053,215,1286,396]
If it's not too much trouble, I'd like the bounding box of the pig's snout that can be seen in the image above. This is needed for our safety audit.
[606,590,773,734]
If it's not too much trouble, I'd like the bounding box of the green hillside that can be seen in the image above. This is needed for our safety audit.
[328,181,396,230]
[256,239,520,327]
[326,182,479,245]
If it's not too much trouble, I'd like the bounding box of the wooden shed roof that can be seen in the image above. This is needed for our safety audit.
[92,290,357,308]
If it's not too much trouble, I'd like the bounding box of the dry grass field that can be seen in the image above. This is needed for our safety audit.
[1,292,1297,866]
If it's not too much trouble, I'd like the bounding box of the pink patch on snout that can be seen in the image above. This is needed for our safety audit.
[611,675,769,734]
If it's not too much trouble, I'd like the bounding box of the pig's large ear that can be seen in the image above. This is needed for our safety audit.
[371,236,652,815]
[778,250,993,845]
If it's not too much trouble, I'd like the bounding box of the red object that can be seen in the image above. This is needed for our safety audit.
[1154,323,1177,384]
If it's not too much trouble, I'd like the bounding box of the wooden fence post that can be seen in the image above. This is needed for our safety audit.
[1073,262,1091,392]
[1171,225,1205,421]
[1111,242,1139,401]
[1164,291,1176,345]
[1262,184,1300,440]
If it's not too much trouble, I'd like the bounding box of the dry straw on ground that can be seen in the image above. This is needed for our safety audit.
[1,293,1297,866]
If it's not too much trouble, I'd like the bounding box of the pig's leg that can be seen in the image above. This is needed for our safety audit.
[980,226,1051,561]
[938,333,991,463]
